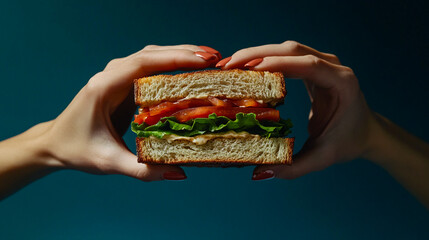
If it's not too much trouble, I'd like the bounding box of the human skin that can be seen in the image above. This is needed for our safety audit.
[0,44,221,200]
[217,41,429,208]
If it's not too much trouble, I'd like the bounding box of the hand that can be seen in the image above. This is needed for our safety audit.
[45,44,223,180]
[0,44,221,196]
[217,41,376,179]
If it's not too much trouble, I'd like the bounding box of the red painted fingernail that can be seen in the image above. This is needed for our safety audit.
[252,170,274,181]
[216,56,232,68]
[195,51,217,61]
[163,171,187,180]
[244,58,264,68]
[199,46,222,59]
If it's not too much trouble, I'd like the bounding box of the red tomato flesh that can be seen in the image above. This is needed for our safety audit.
[208,97,234,107]
[172,107,279,123]
[134,98,277,125]
[135,111,175,125]
[148,99,212,116]
[232,99,268,108]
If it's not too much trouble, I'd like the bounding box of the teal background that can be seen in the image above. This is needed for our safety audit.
[1,0,429,239]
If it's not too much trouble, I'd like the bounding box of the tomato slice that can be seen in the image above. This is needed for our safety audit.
[135,98,277,125]
[135,111,174,125]
[145,98,268,117]
[172,107,279,122]
[147,99,213,116]
[149,102,176,116]
[208,97,234,107]
[175,99,212,109]
[232,99,268,108]
[134,112,149,125]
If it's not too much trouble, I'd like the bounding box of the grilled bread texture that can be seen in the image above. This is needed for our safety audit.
[137,136,294,166]
[134,69,286,107]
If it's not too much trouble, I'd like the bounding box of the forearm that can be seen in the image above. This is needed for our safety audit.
[0,122,60,200]
[365,113,429,208]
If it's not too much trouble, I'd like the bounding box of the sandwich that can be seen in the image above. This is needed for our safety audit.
[131,69,294,166]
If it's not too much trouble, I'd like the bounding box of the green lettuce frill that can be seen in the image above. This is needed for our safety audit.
[131,113,292,139]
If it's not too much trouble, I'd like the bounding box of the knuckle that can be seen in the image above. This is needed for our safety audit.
[95,159,114,174]
[134,167,153,182]
[106,58,122,67]
[342,66,354,74]
[338,66,360,93]
[93,150,116,170]
[143,44,158,50]
[306,54,323,67]
[326,53,340,63]
[341,66,356,80]
[282,40,300,51]
[85,72,105,93]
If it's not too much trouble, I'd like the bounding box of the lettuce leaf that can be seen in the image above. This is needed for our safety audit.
[131,113,292,139]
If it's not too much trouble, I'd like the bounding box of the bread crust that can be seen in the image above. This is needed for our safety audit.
[136,137,294,167]
[134,69,286,107]
[285,137,294,163]
[275,71,286,100]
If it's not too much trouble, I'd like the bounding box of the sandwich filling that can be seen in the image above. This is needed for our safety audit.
[131,97,292,140]
[151,131,260,145]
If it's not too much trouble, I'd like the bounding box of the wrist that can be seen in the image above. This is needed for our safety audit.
[362,113,429,208]
[362,112,429,169]
[361,112,396,166]
[14,121,64,171]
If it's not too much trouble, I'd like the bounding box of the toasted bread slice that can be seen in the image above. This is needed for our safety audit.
[134,70,285,107]
[136,136,294,166]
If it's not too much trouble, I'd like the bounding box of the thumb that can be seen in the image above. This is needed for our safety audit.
[112,149,187,181]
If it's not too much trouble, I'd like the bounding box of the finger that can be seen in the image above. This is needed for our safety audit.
[143,44,203,52]
[104,57,127,71]
[122,48,217,79]
[143,44,221,58]
[105,45,221,71]
[223,41,340,69]
[198,46,222,59]
[247,55,354,88]
[111,149,187,181]
[252,142,334,180]
[139,45,221,66]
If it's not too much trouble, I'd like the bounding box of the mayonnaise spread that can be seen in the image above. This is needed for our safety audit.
[152,131,261,145]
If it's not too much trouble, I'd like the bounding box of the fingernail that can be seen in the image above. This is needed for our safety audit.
[195,51,217,61]
[244,58,264,68]
[252,170,274,181]
[199,46,222,59]
[163,171,187,181]
[216,56,232,68]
